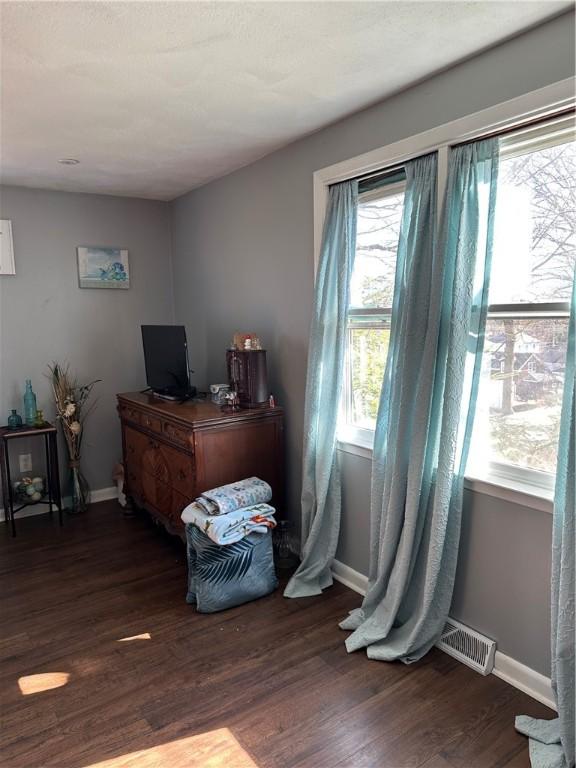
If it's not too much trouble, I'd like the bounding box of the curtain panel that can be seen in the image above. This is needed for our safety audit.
[516,273,575,768]
[284,179,358,599]
[341,139,499,662]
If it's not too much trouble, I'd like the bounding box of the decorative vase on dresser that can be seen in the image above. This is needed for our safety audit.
[117,392,284,538]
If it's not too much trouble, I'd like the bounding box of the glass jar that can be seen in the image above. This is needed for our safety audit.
[273,520,300,570]
[7,409,23,429]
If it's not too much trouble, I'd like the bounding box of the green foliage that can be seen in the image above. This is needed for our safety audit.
[350,328,390,426]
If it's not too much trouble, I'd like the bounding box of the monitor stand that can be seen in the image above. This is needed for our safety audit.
[152,386,197,402]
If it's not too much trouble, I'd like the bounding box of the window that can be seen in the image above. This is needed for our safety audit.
[327,90,575,501]
[341,177,405,444]
[468,117,575,488]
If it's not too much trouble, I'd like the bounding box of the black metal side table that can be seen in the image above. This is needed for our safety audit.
[0,422,63,537]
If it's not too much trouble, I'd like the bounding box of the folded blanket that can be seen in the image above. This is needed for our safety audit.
[195,476,272,516]
[181,501,276,546]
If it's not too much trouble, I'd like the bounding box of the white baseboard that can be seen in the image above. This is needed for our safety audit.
[493,651,556,711]
[0,486,118,522]
[89,486,118,504]
[332,558,369,595]
[331,558,555,711]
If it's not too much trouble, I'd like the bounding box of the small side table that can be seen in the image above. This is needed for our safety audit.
[0,422,63,537]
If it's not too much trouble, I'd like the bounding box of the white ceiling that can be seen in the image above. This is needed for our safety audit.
[0,1,571,201]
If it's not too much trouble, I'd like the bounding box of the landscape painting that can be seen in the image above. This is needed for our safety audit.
[77,246,130,289]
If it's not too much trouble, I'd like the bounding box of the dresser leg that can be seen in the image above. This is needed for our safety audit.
[122,495,137,517]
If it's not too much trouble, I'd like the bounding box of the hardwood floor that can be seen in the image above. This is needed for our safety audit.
[0,502,551,768]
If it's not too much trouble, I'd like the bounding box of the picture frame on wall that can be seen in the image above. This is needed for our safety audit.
[0,219,16,275]
[77,245,130,289]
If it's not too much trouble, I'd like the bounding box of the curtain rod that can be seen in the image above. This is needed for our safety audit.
[354,163,406,187]
[450,106,574,148]
[352,106,575,186]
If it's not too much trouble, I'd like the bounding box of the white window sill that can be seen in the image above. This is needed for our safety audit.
[464,474,553,514]
[338,435,374,460]
[337,436,554,514]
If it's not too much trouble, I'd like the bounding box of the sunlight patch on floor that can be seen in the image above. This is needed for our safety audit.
[82,728,259,767]
[18,672,70,695]
[117,632,152,642]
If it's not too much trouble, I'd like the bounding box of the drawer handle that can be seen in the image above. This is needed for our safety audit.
[128,445,135,454]
[177,469,186,481]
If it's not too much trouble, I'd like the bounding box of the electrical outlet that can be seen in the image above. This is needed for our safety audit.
[19,453,32,473]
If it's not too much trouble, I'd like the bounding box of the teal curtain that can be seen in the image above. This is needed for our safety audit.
[341,140,499,662]
[284,180,358,598]
[516,274,575,768]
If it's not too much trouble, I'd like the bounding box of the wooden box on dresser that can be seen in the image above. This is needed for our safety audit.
[117,392,284,539]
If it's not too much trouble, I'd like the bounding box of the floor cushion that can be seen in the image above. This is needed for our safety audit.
[185,524,278,613]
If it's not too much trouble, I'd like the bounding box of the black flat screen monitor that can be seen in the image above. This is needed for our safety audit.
[141,325,194,399]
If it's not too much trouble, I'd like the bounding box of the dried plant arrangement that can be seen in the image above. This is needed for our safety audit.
[47,362,100,512]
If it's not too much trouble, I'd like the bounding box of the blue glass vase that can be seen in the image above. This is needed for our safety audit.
[7,409,23,429]
[68,461,89,514]
[23,380,37,426]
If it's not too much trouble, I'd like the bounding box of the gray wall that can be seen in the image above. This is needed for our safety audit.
[453,491,552,675]
[0,185,174,492]
[170,13,573,676]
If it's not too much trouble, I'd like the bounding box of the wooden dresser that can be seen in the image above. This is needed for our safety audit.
[117,392,284,538]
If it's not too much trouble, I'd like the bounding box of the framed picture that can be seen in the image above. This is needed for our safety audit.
[77,246,130,289]
[0,219,16,275]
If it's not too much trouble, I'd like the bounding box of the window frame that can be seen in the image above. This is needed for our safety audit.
[341,180,406,446]
[313,78,575,512]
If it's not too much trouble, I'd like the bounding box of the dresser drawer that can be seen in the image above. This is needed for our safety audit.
[140,412,162,436]
[124,426,148,462]
[126,425,195,498]
[139,473,187,534]
[141,440,170,485]
[125,463,142,499]
[159,443,195,498]
[163,420,193,451]
[141,471,172,521]
[119,404,141,425]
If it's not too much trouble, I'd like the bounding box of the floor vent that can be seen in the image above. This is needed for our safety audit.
[437,618,496,675]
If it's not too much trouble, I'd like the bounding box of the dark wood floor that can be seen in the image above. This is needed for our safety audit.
[0,502,551,768]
